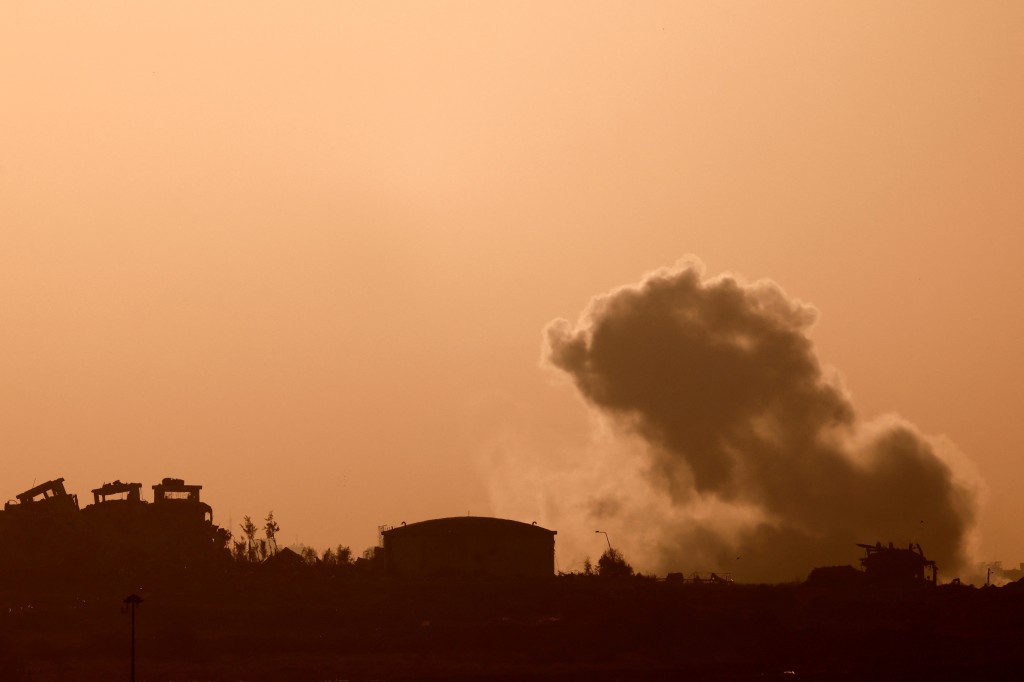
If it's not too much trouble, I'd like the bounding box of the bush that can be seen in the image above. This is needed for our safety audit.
[597,548,634,578]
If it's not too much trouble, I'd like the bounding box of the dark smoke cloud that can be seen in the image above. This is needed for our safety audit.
[544,260,978,582]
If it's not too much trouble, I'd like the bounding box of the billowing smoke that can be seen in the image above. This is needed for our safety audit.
[542,259,979,582]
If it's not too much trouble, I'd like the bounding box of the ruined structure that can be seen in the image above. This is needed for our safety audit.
[381,517,556,579]
[858,542,937,586]
[152,477,213,523]
[0,476,230,580]
[91,480,142,504]
[81,480,148,526]
[3,478,79,517]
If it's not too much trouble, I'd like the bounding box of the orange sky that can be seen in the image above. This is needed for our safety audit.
[2,2,1022,571]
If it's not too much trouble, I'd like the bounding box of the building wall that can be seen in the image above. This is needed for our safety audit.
[383,517,555,579]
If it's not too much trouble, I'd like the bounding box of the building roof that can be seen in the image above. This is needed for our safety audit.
[382,516,556,537]
[92,481,142,496]
[152,477,202,493]
[15,478,68,503]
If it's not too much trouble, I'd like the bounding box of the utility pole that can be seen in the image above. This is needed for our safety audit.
[123,594,142,682]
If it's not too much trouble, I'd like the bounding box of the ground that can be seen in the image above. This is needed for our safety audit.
[2,575,1023,681]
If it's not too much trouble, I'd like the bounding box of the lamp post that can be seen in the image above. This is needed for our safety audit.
[595,530,612,552]
[123,594,142,682]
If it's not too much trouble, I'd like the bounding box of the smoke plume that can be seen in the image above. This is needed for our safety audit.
[542,259,979,582]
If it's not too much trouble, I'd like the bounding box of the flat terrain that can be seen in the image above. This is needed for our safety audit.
[3,575,1023,681]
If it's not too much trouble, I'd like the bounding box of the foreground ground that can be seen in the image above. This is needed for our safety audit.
[2,574,1023,681]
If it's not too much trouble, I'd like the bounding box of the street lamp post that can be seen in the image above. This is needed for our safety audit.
[123,594,142,682]
[595,530,612,552]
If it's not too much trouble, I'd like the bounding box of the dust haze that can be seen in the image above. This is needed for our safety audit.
[516,259,979,582]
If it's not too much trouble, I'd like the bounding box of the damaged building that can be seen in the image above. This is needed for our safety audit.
[859,541,937,586]
[1,476,230,577]
[3,478,80,518]
[806,542,939,588]
[151,477,214,523]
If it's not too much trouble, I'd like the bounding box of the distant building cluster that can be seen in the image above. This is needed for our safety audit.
[0,477,560,580]
[3,476,214,524]
[0,476,227,581]
[1,477,953,587]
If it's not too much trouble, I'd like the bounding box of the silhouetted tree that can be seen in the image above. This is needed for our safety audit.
[263,511,280,557]
[322,544,354,567]
[239,516,260,563]
[220,526,233,551]
[597,548,634,578]
[232,513,282,563]
[301,546,319,566]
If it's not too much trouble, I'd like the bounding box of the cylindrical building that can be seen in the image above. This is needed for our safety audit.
[381,516,556,579]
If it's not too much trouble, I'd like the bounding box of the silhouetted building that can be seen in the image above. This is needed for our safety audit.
[979,561,1024,585]
[805,564,867,589]
[81,480,148,528]
[152,478,212,523]
[858,541,937,586]
[91,480,143,504]
[3,478,79,516]
[263,546,306,572]
[381,517,556,579]
[1,476,231,580]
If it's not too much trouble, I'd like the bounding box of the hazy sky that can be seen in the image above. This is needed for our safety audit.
[2,2,1022,572]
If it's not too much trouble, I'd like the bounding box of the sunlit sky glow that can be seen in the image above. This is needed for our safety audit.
[2,1,1022,569]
